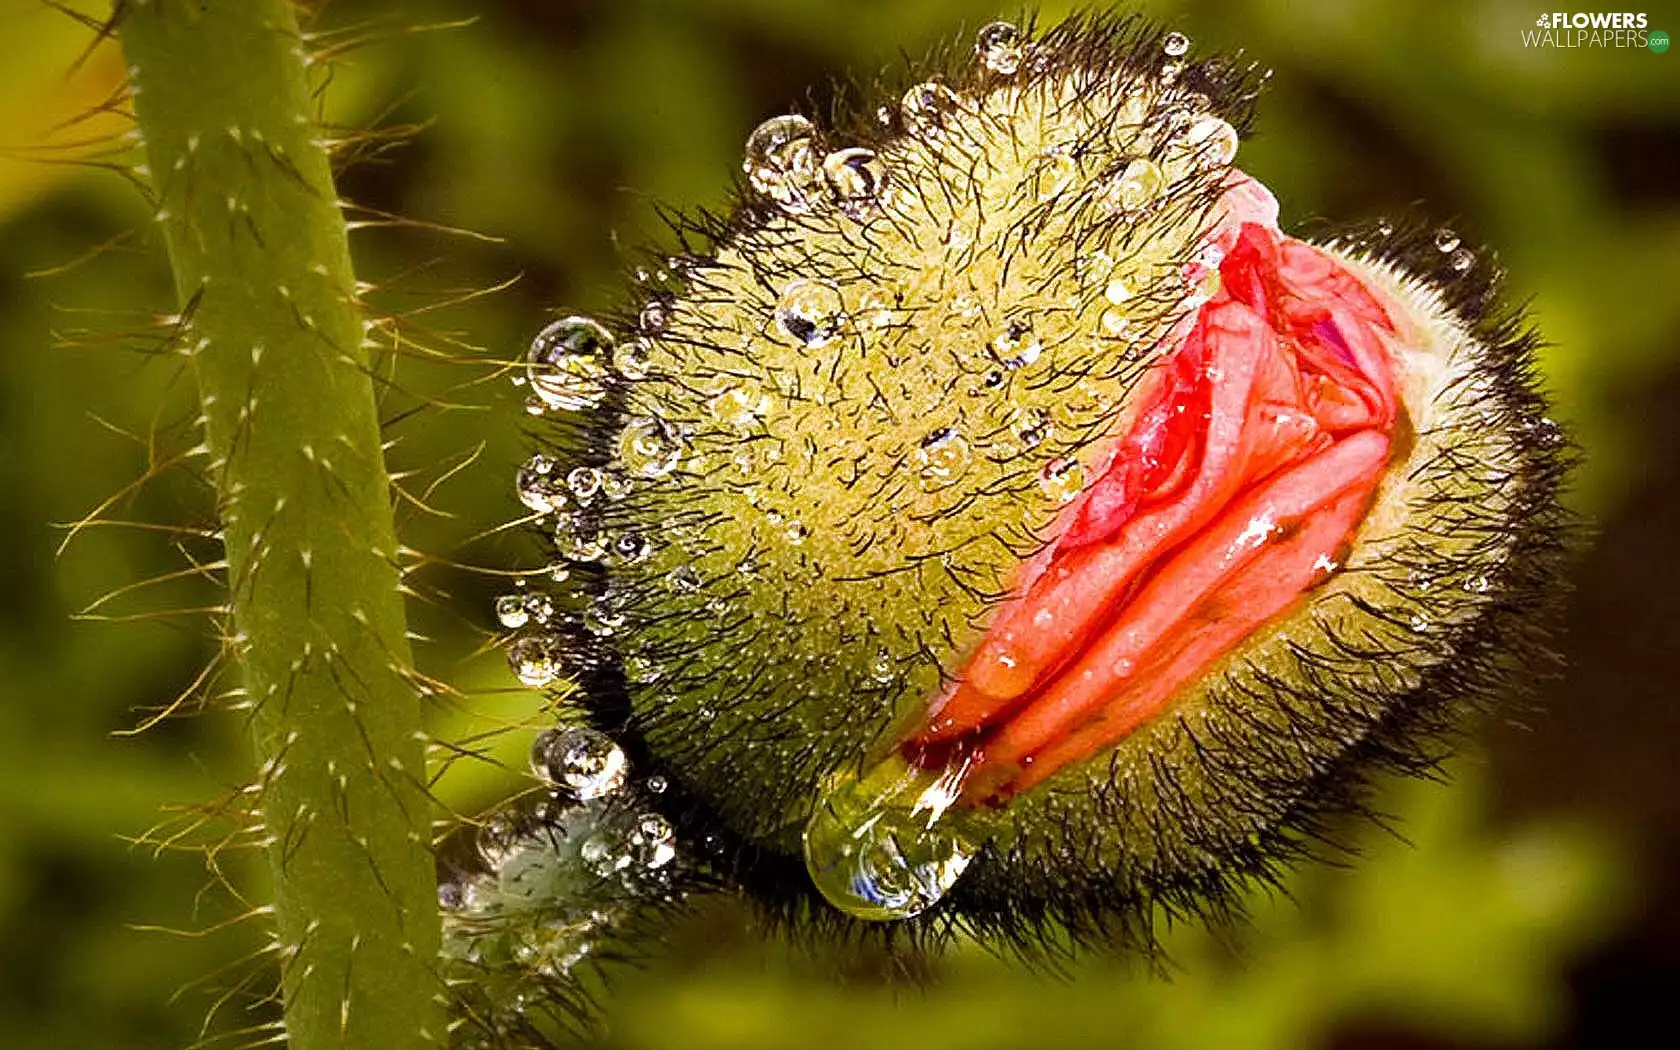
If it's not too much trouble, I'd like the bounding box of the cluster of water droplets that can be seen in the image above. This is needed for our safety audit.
[1433,226,1477,276]
[441,725,680,997]
[490,300,706,984]
[503,294,712,697]
[515,299,686,536]
[744,113,890,221]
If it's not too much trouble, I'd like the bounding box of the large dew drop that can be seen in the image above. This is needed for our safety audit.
[495,591,553,630]
[991,319,1043,369]
[1102,158,1164,214]
[901,80,966,137]
[916,427,972,488]
[975,21,1024,76]
[743,114,822,214]
[527,317,612,411]
[822,147,889,221]
[708,385,762,429]
[515,453,566,513]
[507,635,564,687]
[531,726,628,800]
[618,416,683,478]
[1038,457,1085,503]
[774,278,846,348]
[1184,115,1239,168]
[803,754,977,921]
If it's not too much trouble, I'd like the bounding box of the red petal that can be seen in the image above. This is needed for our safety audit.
[906,217,1407,801]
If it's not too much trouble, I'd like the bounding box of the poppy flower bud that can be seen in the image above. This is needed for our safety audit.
[500,14,1571,950]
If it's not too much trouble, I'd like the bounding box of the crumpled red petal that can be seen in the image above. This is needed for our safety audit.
[907,210,1407,802]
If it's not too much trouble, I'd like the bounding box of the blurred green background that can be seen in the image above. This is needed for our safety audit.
[1,0,1677,1046]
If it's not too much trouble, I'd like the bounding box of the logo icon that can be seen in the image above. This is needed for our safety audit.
[1652,29,1671,52]
[1536,14,1551,27]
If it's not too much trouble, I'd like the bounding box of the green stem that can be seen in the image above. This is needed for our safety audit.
[120,2,440,1046]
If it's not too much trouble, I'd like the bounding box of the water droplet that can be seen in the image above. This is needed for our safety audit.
[1103,157,1164,214]
[668,565,704,593]
[976,21,1024,75]
[1448,247,1475,274]
[527,317,612,411]
[901,80,966,137]
[566,466,602,503]
[555,514,607,562]
[1105,277,1133,305]
[1035,149,1078,200]
[613,338,651,381]
[646,775,668,794]
[583,603,626,638]
[1163,31,1191,57]
[1013,407,1053,450]
[785,520,809,545]
[774,278,846,348]
[530,726,627,800]
[1038,457,1085,503]
[916,428,971,487]
[600,471,633,500]
[991,320,1042,369]
[1184,115,1239,167]
[869,649,896,685]
[709,385,761,429]
[803,755,977,921]
[1434,227,1461,253]
[495,595,529,629]
[743,114,821,213]
[1309,552,1342,585]
[625,814,676,870]
[1101,309,1132,337]
[611,531,652,566]
[507,635,564,687]
[1374,216,1395,238]
[515,454,566,513]
[823,147,889,220]
[619,416,683,478]
[638,297,670,334]
[855,286,899,332]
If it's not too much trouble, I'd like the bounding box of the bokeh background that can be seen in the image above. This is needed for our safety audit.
[2,0,1677,1046]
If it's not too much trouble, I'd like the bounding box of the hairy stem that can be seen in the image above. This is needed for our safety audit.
[120,2,440,1046]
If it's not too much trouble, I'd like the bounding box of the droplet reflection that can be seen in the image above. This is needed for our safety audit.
[803,754,977,921]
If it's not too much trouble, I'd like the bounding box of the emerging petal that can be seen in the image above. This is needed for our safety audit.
[911,217,1408,803]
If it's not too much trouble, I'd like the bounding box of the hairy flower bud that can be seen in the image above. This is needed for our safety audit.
[498,14,1571,952]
